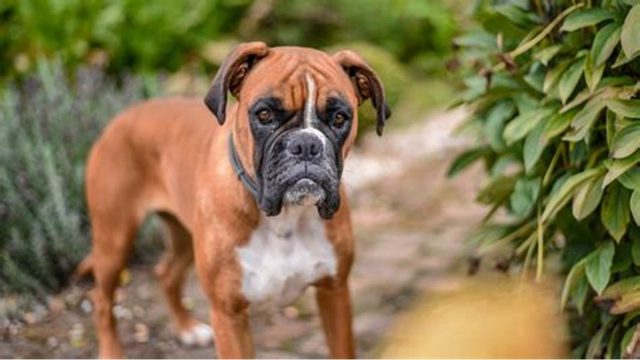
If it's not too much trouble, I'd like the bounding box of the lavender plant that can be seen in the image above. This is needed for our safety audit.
[0,61,158,295]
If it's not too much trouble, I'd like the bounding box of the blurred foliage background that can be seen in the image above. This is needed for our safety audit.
[0,0,462,296]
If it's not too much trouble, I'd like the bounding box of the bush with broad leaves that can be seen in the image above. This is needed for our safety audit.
[452,0,640,357]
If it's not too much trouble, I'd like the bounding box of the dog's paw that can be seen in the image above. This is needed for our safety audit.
[179,322,214,347]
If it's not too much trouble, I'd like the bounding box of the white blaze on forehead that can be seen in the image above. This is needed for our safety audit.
[301,73,328,146]
[304,73,316,127]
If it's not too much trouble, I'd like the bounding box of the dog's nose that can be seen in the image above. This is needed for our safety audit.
[288,134,322,161]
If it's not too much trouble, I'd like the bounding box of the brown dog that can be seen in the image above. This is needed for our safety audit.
[78,42,389,358]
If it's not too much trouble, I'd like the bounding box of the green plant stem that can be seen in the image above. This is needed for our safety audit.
[536,204,545,281]
[522,234,537,279]
[543,144,563,187]
[511,3,585,59]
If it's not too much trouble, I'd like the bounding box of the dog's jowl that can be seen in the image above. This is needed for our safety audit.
[79,42,389,359]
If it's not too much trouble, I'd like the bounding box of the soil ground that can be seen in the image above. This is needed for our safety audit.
[0,109,487,358]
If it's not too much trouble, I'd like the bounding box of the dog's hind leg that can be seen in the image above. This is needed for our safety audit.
[155,213,213,347]
[90,215,139,359]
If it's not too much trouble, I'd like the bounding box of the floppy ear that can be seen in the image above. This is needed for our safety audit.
[333,50,391,136]
[204,42,270,125]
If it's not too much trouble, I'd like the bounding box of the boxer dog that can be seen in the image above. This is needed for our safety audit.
[78,42,389,358]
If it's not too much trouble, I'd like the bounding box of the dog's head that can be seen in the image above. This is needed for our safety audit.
[204,42,390,219]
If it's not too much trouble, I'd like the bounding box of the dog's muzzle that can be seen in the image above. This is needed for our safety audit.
[284,178,326,206]
[259,130,341,219]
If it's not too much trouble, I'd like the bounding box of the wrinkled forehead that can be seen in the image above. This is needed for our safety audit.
[240,47,357,110]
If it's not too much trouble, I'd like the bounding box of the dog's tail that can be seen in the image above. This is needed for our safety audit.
[73,253,94,281]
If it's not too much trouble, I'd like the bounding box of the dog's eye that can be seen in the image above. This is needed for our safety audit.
[257,109,272,123]
[333,112,348,128]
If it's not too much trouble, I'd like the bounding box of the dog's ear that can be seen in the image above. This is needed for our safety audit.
[204,42,270,125]
[333,50,391,136]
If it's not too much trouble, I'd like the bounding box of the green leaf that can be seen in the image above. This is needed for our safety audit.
[573,173,605,220]
[612,47,638,68]
[503,108,552,145]
[596,276,640,314]
[490,154,519,177]
[586,325,607,359]
[543,60,571,93]
[601,276,640,299]
[484,101,515,151]
[591,22,622,66]
[564,97,607,142]
[624,309,640,327]
[606,324,624,359]
[621,326,636,357]
[523,122,545,171]
[560,8,617,32]
[607,109,617,147]
[559,57,585,103]
[619,168,640,190]
[542,110,575,141]
[561,259,586,309]
[535,44,562,66]
[454,30,498,49]
[542,167,605,223]
[606,99,640,118]
[584,53,605,93]
[447,147,490,178]
[631,190,640,225]
[585,241,615,294]
[621,5,640,59]
[572,275,590,315]
[632,235,640,265]
[604,151,640,186]
[611,123,640,158]
[510,177,540,217]
[476,175,518,205]
[560,89,596,113]
[601,182,631,242]
[495,3,541,26]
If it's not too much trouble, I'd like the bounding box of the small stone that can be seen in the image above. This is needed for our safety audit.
[69,323,85,348]
[136,283,152,300]
[132,305,145,318]
[47,336,59,348]
[9,324,20,336]
[119,268,131,286]
[80,299,93,314]
[113,305,132,320]
[134,323,149,343]
[182,297,195,310]
[283,306,299,319]
[115,288,126,303]
[23,312,37,324]
[48,297,65,313]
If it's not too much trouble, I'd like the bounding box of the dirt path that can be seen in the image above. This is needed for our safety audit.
[1,109,487,358]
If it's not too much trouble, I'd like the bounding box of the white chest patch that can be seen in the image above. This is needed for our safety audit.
[236,205,337,311]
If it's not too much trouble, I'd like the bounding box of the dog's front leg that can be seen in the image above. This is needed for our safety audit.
[209,295,253,358]
[316,281,355,358]
[317,196,356,359]
[194,223,254,359]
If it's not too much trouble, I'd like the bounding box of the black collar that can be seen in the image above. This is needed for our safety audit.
[228,134,259,201]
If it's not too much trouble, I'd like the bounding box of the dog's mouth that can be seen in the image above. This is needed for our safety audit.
[258,163,340,219]
[283,178,326,206]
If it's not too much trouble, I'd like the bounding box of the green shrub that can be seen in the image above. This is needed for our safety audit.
[452,0,640,357]
[0,0,456,82]
[0,61,158,296]
[0,0,251,80]
[257,0,456,68]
